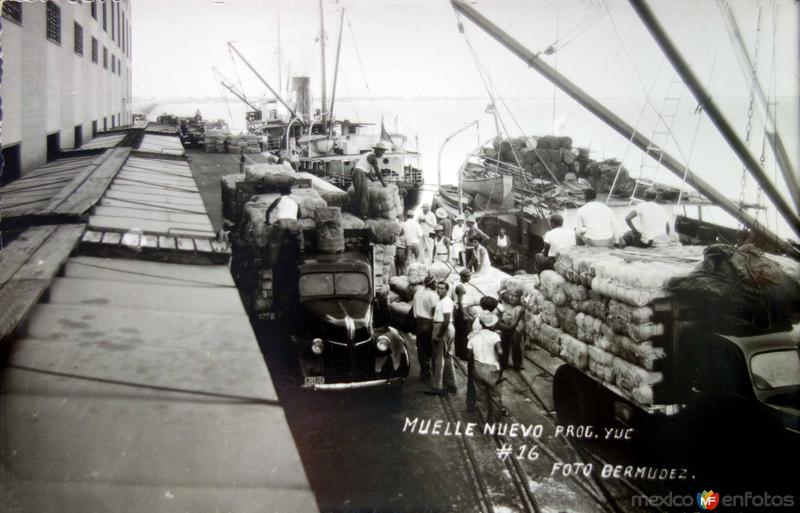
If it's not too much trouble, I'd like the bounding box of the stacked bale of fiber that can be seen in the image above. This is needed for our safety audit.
[519,136,578,181]
[315,207,345,253]
[539,247,699,406]
[221,174,246,226]
[346,182,404,220]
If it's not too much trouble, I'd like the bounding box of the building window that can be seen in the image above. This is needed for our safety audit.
[1,144,22,186]
[74,22,83,55]
[91,37,98,63]
[2,1,22,26]
[91,1,97,20]
[103,47,108,68]
[103,117,107,131]
[102,0,107,32]
[121,12,125,52]
[112,55,115,73]
[92,120,98,137]
[46,1,61,44]
[111,0,115,41]
[74,126,83,149]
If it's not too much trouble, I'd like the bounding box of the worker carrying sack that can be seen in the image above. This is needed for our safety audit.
[668,244,800,334]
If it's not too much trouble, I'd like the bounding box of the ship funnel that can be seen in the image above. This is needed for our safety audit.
[292,77,311,124]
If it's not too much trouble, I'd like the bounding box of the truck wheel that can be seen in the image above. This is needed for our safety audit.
[553,364,613,429]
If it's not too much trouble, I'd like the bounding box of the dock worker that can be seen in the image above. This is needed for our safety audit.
[451,214,466,265]
[412,275,439,382]
[352,140,389,220]
[395,223,408,276]
[535,213,576,272]
[431,225,451,263]
[467,236,491,275]
[452,269,474,360]
[467,311,506,419]
[463,215,489,266]
[435,208,452,238]
[418,204,438,262]
[431,281,457,395]
[402,209,423,264]
[623,188,671,248]
[239,148,246,173]
[265,185,304,255]
[496,289,524,371]
[575,188,617,247]
[265,185,303,327]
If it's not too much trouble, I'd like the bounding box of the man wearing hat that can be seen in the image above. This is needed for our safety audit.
[351,140,390,219]
[418,204,438,262]
[451,214,467,265]
[435,207,452,238]
[463,215,489,268]
[431,224,451,263]
[412,275,439,381]
[467,311,505,418]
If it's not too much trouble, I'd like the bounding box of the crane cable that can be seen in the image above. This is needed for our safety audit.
[736,5,762,231]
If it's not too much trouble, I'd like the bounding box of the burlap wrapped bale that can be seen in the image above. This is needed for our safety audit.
[341,213,366,230]
[366,219,402,244]
[346,182,403,220]
[501,274,540,297]
[612,356,663,390]
[559,334,589,370]
[537,324,563,355]
[292,189,328,220]
[315,207,345,253]
[564,282,588,302]
[245,161,296,182]
[221,174,246,224]
[540,270,567,306]
[428,261,451,282]
[575,293,609,319]
[389,275,414,302]
[556,306,578,337]
[407,262,429,285]
[548,137,562,150]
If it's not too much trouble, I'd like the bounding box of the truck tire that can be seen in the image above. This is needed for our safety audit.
[553,364,614,429]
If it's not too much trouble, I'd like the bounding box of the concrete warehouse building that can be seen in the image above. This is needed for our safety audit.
[1,0,132,184]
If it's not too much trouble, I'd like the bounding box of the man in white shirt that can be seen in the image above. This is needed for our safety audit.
[431,281,457,394]
[412,276,439,381]
[535,213,576,271]
[431,225,451,263]
[575,188,617,247]
[466,311,505,418]
[352,141,389,219]
[265,185,304,254]
[402,209,423,264]
[623,188,671,248]
[418,204,437,262]
[450,214,467,265]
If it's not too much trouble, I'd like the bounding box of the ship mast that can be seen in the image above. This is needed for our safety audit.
[319,0,328,130]
[450,0,795,249]
[277,12,283,100]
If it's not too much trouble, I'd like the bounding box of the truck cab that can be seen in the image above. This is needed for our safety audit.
[292,251,410,389]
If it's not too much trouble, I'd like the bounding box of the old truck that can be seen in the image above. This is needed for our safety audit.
[291,244,410,389]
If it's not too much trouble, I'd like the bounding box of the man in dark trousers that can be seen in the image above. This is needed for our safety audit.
[351,140,389,219]
[412,275,439,381]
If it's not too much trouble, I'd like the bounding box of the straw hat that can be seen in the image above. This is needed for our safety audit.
[373,140,392,152]
[455,214,465,221]
[435,208,447,219]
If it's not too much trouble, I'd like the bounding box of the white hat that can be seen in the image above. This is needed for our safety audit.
[435,208,447,219]
[373,140,392,152]
[479,311,498,328]
[466,215,476,223]
[455,214,465,221]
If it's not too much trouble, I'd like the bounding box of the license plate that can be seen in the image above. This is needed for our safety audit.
[304,376,325,386]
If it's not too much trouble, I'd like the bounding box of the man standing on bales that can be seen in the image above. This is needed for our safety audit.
[352,140,389,220]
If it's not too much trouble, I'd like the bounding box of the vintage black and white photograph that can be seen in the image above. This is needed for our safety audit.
[0,0,798,512]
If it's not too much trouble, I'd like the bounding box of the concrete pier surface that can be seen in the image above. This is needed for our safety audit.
[1,134,315,513]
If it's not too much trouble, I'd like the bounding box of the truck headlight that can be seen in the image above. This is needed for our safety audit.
[375,335,390,352]
[311,338,324,355]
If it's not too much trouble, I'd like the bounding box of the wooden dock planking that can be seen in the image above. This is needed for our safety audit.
[48,148,132,217]
[0,224,85,341]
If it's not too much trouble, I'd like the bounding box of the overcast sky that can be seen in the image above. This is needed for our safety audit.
[132,0,799,101]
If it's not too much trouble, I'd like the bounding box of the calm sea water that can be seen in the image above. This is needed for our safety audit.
[138,96,798,239]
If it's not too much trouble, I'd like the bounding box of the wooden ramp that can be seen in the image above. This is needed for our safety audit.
[137,133,186,156]
[0,148,130,224]
[1,255,317,512]
[79,132,126,150]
